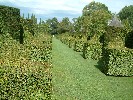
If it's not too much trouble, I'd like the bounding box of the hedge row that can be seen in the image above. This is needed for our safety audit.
[27,34,52,64]
[68,38,75,49]
[59,36,86,52]
[0,60,52,100]
[20,18,37,36]
[74,40,85,52]
[0,33,52,99]
[58,35,102,60]
[83,42,102,60]
[102,47,133,76]
[0,5,20,39]
[57,34,133,76]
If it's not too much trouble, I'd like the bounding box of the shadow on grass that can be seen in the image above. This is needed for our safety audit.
[80,53,84,58]
[79,52,106,75]
[94,58,106,74]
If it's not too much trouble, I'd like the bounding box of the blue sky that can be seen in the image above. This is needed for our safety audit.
[0,0,133,22]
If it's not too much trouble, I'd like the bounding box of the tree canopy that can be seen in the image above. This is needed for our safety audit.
[119,5,133,28]
[57,17,72,34]
[46,17,59,35]
[79,1,112,38]
[82,1,110,16]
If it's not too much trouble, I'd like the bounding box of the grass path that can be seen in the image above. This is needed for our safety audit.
[52,37,133,100]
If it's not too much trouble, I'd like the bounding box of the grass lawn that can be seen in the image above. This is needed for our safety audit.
[52,37,133,100]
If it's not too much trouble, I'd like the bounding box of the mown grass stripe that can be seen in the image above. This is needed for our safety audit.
[52,37,133,100]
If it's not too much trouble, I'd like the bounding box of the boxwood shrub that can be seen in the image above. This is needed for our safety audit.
[102,47,133,76]
[0,34,52,99]
[74,40,85,52]
[0,5,20,39]
[83,42,102,60]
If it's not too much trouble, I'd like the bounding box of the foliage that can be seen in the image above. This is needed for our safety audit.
[57,17,72,34]
[125,30,133,49]
[46,17,59,35]
[75,1,112,39]
[0,60,52,100]
[72,17,83,34]
[0,33,52,99]
[102,47,133,76]
[38,20,50,34]
[119,5,133,28]
[83,41,102,60]
[82,1,110,16]
[28,34,52,63]
[74,40,86,52]
[68,38,75,49]
[0,5,20,40]
[104,26,125,48]
[52,37,133,99]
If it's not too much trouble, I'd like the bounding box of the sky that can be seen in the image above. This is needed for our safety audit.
[0,0,133,22]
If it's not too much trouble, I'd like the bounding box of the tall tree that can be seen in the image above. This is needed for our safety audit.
[82,1,110,16]
[57,17,71,34]
[118,5,133,28]
[46,17,59,35]
[51,17,59,34]
[81,1,111,38]
[72,16,83,34]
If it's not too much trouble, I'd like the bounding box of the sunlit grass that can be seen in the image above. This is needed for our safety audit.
[52,37,133,100]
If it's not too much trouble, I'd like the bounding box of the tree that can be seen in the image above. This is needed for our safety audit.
[72,17,83,34]
[57,17,71,34]
[46,17,59,35]
[81,1,111,39]
[51,17,59,34]
[82,1,110,16]
[118,5,133,28]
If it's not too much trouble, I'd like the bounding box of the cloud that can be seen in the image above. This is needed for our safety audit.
[0,0,92,14]
[1,0,132,21]
[0,0,93,20]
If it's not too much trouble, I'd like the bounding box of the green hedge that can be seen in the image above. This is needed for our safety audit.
[74,40,85,52]
[68,38,75,49]
[104,26,125,48]
[58,35,86,52]
[28,35,52,64]
[83,42,102,60]
[20,18,37,36]
[0,60,52,100]
[0,34,52,99]
[102,47,133,76]
[60,37,71,47]
[0,5,20,39]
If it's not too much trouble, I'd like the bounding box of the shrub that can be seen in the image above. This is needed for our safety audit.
[0,5,20,39]
[74,40,85,52]
[83,42,102,60]
[0,33,52,99]
[102,47,133,76]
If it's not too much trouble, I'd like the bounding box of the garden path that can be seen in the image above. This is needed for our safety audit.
[52,37,133,100]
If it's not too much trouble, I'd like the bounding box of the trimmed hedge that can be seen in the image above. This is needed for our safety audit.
[64,38,69,46]
[68,38,75,49]
[0,5,20,39]
[0,60,52,100]
[83,42,102,60]
[104,26,125,48]
[0,33,52,99]
[20,18,36,36]
[74,40,85,52]
[28,35,52,64]
[102,47,133,76]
